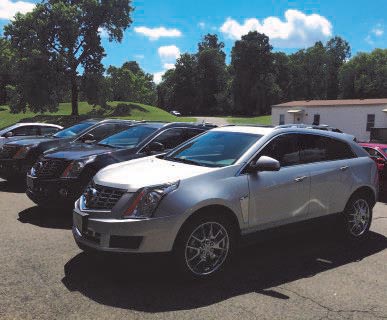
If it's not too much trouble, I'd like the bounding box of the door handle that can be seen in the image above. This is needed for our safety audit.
[340,166,349,171]
[294,176,307,182]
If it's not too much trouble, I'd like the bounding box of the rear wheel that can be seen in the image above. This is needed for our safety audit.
[174,214,235,279]
[342,193,373,240]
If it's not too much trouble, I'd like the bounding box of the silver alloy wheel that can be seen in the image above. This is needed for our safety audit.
[185,221,230,276]
[348,199,370,237]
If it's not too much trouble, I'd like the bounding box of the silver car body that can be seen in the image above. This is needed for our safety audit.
[73,126,378,253]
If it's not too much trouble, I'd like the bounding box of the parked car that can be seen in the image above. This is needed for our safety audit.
[360,142,387,186]
[170,110,181,116]
[73,126,378,279]
[0,122,63,147]
[26,122,215,207]
[0,119,134,182]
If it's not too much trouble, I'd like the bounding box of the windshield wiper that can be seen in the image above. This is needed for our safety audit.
[165,157,205,166]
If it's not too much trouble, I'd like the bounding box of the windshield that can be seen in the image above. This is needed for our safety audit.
[53,122,95,138]
[98,125,157,148]
[383,148,387,154]
[165,131,262,167]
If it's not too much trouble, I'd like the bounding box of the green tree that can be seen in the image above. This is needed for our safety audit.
[0,38,14,105]
[339,49,387,98]
[197,34,229,115]
[326,36,351,99]
[5,0,133,115]
[231,31,274,115]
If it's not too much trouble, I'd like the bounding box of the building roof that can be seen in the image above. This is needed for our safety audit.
[273,98,387,108]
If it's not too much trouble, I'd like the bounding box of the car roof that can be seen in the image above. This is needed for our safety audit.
[14,123,63,128]
[213,125,274,135]
[360,142,387,148]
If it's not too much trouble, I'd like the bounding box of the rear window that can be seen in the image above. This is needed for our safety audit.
[53,122,95,138]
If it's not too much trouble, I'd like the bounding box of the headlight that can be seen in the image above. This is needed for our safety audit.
[13,145,36,159]
[61,156,95,178]
[122,181,179,218]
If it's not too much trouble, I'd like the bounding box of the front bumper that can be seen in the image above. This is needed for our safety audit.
[0,159,31,179]
[72,203,185,253]
[26,175,84,206]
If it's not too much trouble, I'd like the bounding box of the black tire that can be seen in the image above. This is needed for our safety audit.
[342,192,373,240]
[173,213,236,280]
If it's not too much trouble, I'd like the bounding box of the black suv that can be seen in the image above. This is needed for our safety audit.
[0,119,134,182]
[26,122,216,207]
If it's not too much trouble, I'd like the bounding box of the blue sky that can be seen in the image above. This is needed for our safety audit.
[1,0,386,83]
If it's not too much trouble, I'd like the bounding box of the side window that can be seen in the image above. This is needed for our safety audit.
[40,126,60,135]
[259,134,300,167]
[363,147,383,159]
[299,134,355,163]
[151,128,186,150]
[366,114,375,132]
[79,123,129,142]
[12,125,39,136]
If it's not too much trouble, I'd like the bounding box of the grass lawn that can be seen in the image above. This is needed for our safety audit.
[0,101,196,129]
[225,115,272,125]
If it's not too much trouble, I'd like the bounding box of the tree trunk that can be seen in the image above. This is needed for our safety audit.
[71,72,79,116]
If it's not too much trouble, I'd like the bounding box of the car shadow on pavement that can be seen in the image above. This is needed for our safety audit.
[0,180,26,193]
[18,206,73,229]
[62,224,387,312]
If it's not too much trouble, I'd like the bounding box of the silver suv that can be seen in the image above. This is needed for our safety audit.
[72,126,379,279]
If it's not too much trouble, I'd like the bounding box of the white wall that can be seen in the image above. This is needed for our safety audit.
[272,104,387,141]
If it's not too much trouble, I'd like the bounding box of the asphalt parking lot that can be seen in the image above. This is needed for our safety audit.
[0,179,386,320]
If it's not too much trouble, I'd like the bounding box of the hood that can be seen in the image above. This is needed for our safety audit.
[44,143,115,160]
[6,136,55,146]
[0,135,43,147]
[94,156,217,191]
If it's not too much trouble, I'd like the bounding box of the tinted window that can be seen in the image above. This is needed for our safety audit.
[299,134,355,163]
[151,128,186,149]
[40,126,60,135]
[166,131,261,167]
[12,125,39,136]
[53,122,95,138]
[259,134,300,167]
[98,126,157,148]
[184,128,205,140]
[81,123,130,142]
[364,147,384,159]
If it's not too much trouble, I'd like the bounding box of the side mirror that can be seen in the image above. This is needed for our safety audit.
[81,133,95,144]
[145,141,165,154]
[249,156,280,172]
[4,131,13,138]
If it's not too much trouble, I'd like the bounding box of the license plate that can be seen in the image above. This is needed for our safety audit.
[26,176,34,190]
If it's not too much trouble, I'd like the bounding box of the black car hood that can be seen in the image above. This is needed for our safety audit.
[44,143,117,160]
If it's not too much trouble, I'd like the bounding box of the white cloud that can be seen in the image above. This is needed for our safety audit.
[134,26,182,40]
[372,24,384,36]
[158,45,180,61]
[365,35,374,45]
[134,54,145,59]
[153,71,165,84]
[220,9,332,48]
[0,0,35,20]
[198,21,206,29]
[163,63,175,70]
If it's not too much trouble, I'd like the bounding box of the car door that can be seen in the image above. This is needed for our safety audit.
[299,134,355,218]
[247,133,311,229]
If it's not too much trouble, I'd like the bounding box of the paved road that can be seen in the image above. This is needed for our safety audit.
[1,179,386,320]
[195,117,229,126]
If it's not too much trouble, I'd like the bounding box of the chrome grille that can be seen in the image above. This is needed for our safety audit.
[33,159,69,179]
[82,183,126,210]
[1,145,20,159]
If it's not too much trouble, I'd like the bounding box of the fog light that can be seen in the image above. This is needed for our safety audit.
[59,188,69,197]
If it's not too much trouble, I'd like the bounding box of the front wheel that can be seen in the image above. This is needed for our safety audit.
[342,193,373,240]
[173,214,235,279]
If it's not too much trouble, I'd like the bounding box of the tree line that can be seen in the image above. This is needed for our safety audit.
[158,33,387,116]
[0,0,385,116]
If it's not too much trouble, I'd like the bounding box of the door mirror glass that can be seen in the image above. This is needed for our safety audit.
[249,156,280,172]
[4,131,13,138]
[145,141,165,154]
[81,133,95,143]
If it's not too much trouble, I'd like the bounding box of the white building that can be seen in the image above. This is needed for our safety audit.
[271,98,387,141]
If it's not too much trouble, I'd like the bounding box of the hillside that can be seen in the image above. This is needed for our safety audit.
[0,101,196,128]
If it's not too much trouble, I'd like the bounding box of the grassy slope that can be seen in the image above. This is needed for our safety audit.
[0,101,196,128]
[226,115,272,125]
